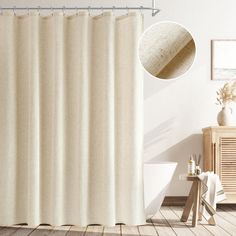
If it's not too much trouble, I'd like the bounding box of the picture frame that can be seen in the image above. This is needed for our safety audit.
[211,39,236,80]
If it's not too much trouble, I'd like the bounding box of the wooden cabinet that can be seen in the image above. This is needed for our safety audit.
[202,126,236,203]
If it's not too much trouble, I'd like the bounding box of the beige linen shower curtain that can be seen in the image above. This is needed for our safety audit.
[0,12,144,226]
[139,23,195,78]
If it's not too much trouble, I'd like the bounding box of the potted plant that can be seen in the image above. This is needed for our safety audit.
[216,82,236,126]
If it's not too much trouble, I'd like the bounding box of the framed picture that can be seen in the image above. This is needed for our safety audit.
[211,39,236,80]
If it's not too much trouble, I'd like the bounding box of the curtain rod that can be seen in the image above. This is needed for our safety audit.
[0,1,160,17]
[0,7,160,17]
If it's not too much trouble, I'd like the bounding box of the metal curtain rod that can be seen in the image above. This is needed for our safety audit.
[0,1,160,17]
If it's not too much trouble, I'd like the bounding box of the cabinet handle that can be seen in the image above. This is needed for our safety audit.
[213,143,216,173]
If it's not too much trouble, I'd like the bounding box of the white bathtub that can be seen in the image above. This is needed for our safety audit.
[144,162,177,218]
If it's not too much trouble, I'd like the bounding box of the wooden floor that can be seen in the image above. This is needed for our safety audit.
[1,205,236,236]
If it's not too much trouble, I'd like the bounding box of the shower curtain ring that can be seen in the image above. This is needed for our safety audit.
[62,6,66,16]
[126,6,129,15]
[88,6,91,16]
[112,6,115,15]
[13,6,16,16]
[37,6,40,16]
[51,7,54,16]
[139,6,144,14]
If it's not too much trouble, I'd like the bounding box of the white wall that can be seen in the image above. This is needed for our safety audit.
[0,0,234,196]
[143,0,236,196]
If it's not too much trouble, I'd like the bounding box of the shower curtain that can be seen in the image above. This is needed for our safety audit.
[0,12,144,226]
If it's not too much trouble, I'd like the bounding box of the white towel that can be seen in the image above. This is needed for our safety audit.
[198,172,226,220]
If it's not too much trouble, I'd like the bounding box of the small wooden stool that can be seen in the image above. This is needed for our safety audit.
[180,174,216,227]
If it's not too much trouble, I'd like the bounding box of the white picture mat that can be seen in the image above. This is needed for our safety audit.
[212,40,236,80]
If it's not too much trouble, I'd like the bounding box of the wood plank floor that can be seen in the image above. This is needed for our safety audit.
[0,206,235,236]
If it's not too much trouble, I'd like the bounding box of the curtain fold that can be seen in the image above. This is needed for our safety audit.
[0,12,144,226]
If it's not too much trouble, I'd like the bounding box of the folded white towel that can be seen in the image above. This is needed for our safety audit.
[198,172,226,220]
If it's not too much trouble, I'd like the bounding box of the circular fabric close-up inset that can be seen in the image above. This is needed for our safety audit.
[139,21,196,80]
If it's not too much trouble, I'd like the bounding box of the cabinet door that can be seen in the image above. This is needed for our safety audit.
[218,135,236,198]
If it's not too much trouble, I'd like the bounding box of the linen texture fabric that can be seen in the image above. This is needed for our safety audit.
[0,11,144,226]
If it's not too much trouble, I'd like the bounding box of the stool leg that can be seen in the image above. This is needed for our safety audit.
[192,180,200,227]
[198,182,202,221]
[208,216,216,225]
[181,182,196,222]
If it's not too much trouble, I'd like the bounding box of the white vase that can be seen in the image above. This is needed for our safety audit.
[217,105,234,126]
